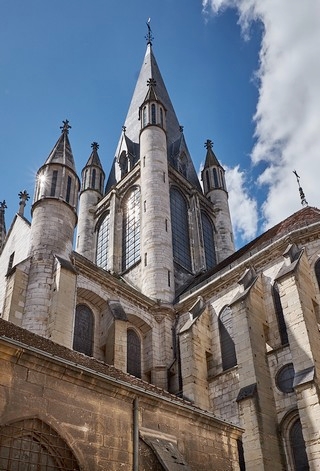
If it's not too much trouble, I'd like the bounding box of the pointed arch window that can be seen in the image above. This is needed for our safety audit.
[212,168,219,187]
[170,187,191,271]
[92,168,96,189]
[151,103,156,124]
[119,151,128,178]
[122,187,141,271]
[97,212,110,270]
[73,304,94,356]
[127,329,141,378]
[219,306,237,371]
[50,170,58,197]
[0,418,80,470]
[289,419,309,471]
[201,211,216,269]
[272,282,289,345]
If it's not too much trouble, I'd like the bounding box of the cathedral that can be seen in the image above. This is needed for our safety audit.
[0,27,320,471]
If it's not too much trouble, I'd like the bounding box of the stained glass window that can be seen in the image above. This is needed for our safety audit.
[201,211,216,269]
[170,188,191,271]
[0,419,80,471]
[289,419,309,471]
[73,304,94,356]
[97,213,110,270]
[122,187,141,271]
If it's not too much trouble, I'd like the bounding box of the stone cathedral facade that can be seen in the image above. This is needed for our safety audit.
[0,32,320,471]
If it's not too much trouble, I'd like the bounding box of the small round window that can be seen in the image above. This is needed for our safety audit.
[276,363,295,393]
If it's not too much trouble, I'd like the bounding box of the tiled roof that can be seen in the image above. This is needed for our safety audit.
[177,206,320,298]
[0,318,188,405]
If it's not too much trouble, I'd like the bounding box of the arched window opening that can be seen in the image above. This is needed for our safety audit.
[206,170,210,190]
[219,306,237,371]
[119,151,128,178]
[0,418,80,471]
[66,175,72,203]
[315,259,320,289]
[96,212,110,270]
[201,211,216,269]
[212,168,219,188]
[99,172,103,192]
[50,170,58,197]
[272,282,289,345]
[170,188,192,271]
[127,329,141,378]
[160,107,164,127]
[142,106,147,127]
[289,419,309,471]
[122,187,141,271]
[92,168,96,189]
[178,153,187,177]
[73,304,94,356]
[151,103,156,124]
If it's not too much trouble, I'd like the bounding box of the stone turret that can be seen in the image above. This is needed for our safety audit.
[23,121,80,346]
[139,77,175,302]
[77,142,105,261]
[201,139,234,261]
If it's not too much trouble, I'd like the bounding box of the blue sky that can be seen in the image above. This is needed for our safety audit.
[1,0,319,249]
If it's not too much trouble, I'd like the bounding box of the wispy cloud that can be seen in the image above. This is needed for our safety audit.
[203,0,320,232]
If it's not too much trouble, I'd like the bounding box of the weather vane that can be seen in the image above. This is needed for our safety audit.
[145,18,154,45]
[293,170,308,207]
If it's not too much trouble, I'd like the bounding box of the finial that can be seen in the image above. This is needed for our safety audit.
[293,170,308,207]
[18,190,30,217]
[91,142,99,151]
[205,139,213,150]
[122,125,126,134]
[0,200,7,210]
[145,18,154,45]
[147,78,157,88]
[179,125,184,133]
[60,119,71,134]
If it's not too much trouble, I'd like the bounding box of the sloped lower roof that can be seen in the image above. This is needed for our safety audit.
[177,206,320,298]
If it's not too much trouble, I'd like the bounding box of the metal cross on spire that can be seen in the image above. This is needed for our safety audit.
[205,139,214,150]
[91,142,99,151]
[293,170,308,207]
[60,119,71,134]
[145,18,154,45]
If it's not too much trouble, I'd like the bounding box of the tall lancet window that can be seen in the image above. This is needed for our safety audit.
[122,187,141,271]
[201,211,216,269]
[219,306,237,371]
[73,304,94,357]
[127,329,141,378]
[170,187,192,271]
[96,212,110,270]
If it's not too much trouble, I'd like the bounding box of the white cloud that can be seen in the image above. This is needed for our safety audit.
[225,165,258,245]
[203,0,320,231]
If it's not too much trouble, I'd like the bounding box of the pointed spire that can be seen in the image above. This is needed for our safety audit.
[0,200,7,249]
[85,142,103,168]
[203,139,220,168]
[293,170,308,207]
[44,120,76,171]
[18,190,30,217]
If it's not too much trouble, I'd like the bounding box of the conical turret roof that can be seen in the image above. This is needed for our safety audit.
[44,120,76,171]
[84,142,103,169]
[203,140,221,169]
